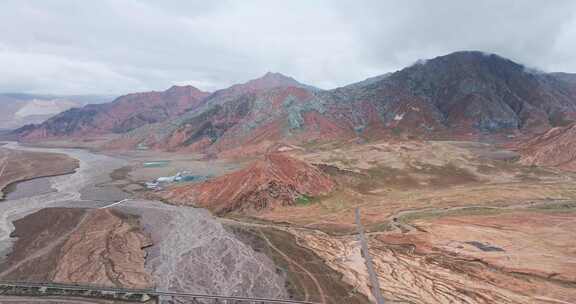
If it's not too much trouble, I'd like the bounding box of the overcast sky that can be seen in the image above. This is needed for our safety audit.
[1,0,576,95]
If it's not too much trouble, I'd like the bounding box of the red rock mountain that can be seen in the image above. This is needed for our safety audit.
[158,153,335,214]
[15,51,576,150]
[120,51,576,153]
[110,72,323,151]
[518,122,576,171]
[15,85,209,140]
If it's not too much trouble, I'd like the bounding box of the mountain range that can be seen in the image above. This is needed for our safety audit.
[13,86,208,140]
[14,51,576,153]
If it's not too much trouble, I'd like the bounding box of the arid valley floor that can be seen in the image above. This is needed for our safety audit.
[0,137,575,304]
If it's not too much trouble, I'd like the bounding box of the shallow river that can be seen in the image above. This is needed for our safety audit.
[0,142,129,257]
[0,142,287,302]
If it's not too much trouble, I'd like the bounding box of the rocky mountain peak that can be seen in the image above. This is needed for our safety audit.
[165,85,209,96]
[243,71,308,90]
[397,50,526,80]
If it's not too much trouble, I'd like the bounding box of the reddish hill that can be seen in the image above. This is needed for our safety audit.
[14,85,209,140]
[158,153,335,214]
[518,122,576,171]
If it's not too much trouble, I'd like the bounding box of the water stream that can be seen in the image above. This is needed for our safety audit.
[0,141,129,258]
[0,141,288,301]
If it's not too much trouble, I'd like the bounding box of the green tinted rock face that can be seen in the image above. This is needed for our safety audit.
[116,51,576,151]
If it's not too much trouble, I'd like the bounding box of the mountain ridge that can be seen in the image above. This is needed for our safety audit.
[14,51,576,152]
[14,85,209,139]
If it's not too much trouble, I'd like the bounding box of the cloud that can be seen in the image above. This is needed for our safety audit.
[0,50,145,94]
[0,0,575,94]
[338,0,576,71]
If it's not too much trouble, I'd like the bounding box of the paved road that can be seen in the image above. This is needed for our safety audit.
[355,208,385,304]
[0,156,7,177]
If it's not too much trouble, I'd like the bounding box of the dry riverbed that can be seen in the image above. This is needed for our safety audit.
[0,143,295,303]
[0,146,78,199]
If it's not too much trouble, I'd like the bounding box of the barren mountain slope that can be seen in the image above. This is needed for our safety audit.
[14,51,576,152]
[518,122,576,171]
[15,85,209,140]
[118,51,576,153]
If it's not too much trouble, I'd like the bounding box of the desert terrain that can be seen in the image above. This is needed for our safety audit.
[152,139,576,303]
[3,120,576,304]
[254,140,576,231]
[258,140,576,303]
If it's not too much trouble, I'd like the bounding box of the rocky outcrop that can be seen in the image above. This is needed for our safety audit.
[14,85,209,140]
[158,153,336,214]
[518,122,576,171]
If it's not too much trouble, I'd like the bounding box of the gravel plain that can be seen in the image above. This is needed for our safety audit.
[119,199,288,303]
